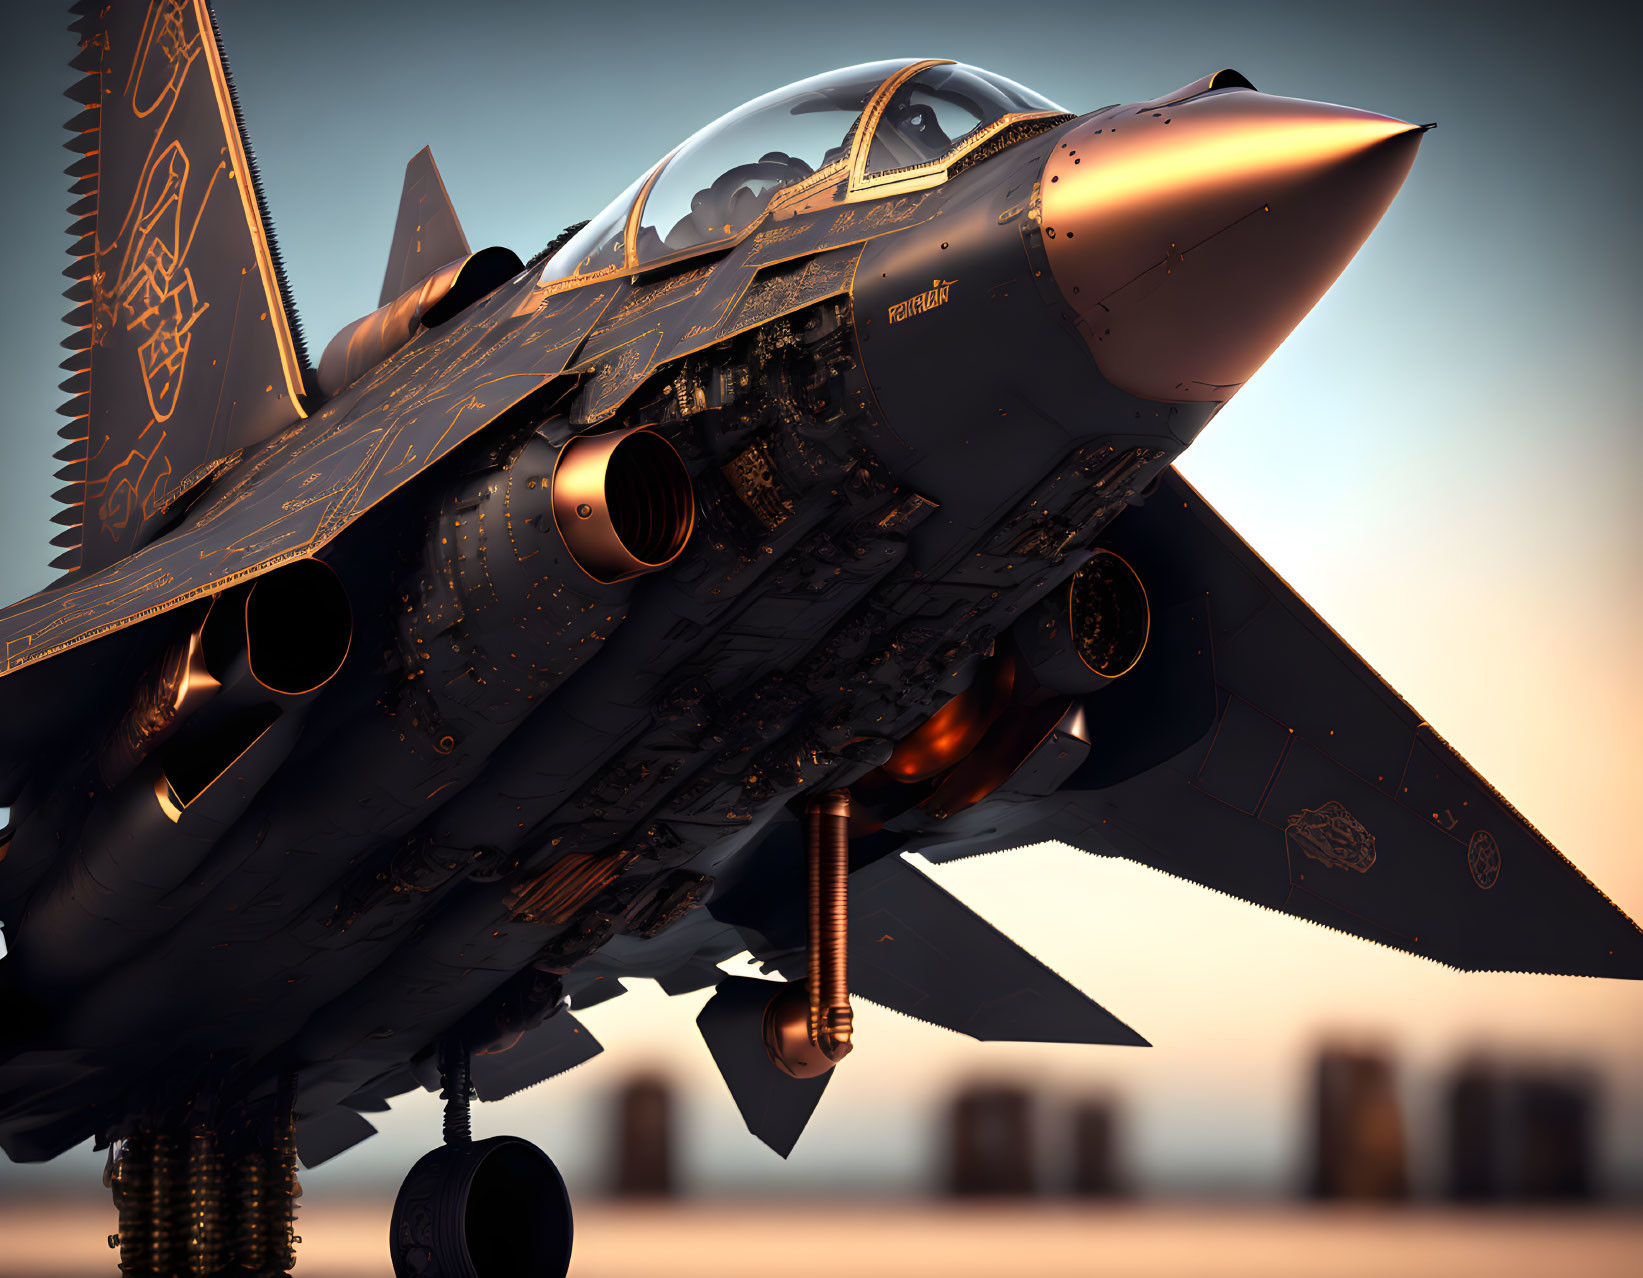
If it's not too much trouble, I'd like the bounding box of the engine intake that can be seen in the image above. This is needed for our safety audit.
[551,427,694,583]
[316,247,523,398]
[204,557,353,696]
[1014,549,1150,693]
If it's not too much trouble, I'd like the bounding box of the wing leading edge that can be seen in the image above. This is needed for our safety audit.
[918,469,1643,981]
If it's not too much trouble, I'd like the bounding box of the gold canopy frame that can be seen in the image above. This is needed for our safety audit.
[522,59,1069,302]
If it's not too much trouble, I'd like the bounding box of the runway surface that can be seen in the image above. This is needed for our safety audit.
[3,1200,1639,1277]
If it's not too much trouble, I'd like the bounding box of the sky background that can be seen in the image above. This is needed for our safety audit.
[0,0,1638,1203]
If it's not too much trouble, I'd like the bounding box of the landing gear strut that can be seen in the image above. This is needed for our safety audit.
[104,1077,300,1277]
[763,788,855,1077]
[693,788,859,1154]
[389,1039,573,1278]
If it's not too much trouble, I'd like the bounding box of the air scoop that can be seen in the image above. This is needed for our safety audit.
[1039,78,1426,402]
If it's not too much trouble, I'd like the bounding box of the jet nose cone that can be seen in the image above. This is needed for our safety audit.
[1040,88,1426,402]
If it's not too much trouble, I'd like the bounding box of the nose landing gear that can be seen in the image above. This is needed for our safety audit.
[389,1041,573,1278]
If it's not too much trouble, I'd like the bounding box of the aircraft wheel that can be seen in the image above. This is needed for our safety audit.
[389,1134,572,1278]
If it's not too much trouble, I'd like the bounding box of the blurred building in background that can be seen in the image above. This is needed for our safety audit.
[1514,1071,1597,1200]
[947,1084,1037,1197]
[1308,1045,1408,1201]
[611,1074,675,1198]
[1445,1056,1596,1202]
[1447,1058,1501,1200]
[943,1084,1130,1198]
[1068,1096,1125,1198]
[590,1051,1603,1206]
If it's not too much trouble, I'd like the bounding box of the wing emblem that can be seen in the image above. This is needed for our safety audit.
[1467,829,1501,890]
[1285,800,1377,874]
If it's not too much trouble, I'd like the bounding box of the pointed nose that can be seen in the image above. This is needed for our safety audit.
[1040,87,1426,402]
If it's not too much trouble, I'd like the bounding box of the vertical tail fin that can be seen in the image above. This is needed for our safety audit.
[380,147,470,305]
[54,0,311,576]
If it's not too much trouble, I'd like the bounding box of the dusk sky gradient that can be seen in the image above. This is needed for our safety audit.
[0,1,1637,1201]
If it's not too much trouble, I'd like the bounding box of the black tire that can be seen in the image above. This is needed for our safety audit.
[389,1134,573,1278]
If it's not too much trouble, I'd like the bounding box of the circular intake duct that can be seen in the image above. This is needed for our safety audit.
[1070,550,1149,679]
[200,557,354,696]
[1013,550,1150,693]
[551,428,694,583]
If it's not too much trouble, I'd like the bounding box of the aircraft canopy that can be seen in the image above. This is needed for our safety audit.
[540,60,1063,284]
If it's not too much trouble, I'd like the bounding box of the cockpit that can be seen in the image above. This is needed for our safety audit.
[540,59,1065,286]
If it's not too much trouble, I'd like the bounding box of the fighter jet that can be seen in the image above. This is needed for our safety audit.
[0,4,1637,1276]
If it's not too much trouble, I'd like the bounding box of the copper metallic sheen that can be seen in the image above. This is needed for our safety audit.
[760,980,833,1079]
[1040,90,1424,401]
[549,428,695,584]
[764,789,855,1079]
[883,654,1016,782]
[8,33,1641,1278]
[316,250,532,399]
[99,626,221,788]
